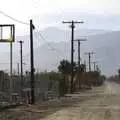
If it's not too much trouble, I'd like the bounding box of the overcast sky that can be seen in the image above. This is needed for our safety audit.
[0,0,120,36]
[0,0,120,74]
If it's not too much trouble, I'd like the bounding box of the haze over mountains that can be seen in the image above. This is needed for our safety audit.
[0,27,119,76]
[34,28,120,76]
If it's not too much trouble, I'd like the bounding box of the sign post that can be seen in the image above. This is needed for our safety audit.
[0,24,15,101]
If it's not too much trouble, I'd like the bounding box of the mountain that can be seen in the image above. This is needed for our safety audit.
[0,27,118,76]
[88,31,120,76]
[33,29,120,76]
[36,27,110,42]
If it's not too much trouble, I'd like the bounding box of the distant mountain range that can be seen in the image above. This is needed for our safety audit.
[0,27,119,76]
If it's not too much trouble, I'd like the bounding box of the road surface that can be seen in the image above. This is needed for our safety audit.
[40,81,120,120]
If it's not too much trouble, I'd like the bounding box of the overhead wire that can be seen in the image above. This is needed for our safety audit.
[0,10,64,55]
[0,10,65,68]
[34,28,64,68]
[0,10,29,25]
[0,10,30,72]
[64,33,69,60]
[35,28,63,53]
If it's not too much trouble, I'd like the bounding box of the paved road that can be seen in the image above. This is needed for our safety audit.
[40,82,120,120]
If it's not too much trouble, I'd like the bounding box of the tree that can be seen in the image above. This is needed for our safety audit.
[0,71,10,92]
[58,59,77,94]
[48,71,61,81]
[96,65,101,73]
[76,64,86,88]
[80,64,86,72]
[118,69,120,77]
[58,59,76,75]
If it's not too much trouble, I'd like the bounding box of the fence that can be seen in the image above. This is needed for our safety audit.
[0,74,60,106]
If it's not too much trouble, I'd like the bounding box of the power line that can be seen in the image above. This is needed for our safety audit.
[85,51,95,72]
[63,20,84,93]
[34,29,67,69]
[74,38,87,89]
[30,20,35,104]
[0,10,29,25]
[18,40,24,97]
[0,10,65,57]
[35,28,63,53]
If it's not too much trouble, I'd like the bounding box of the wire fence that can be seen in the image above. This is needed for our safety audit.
[0,74,60,102]
[0,110,42,120]
[0,74,60,120]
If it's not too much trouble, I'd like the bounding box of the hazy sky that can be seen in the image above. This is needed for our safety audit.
[0,0,120,36]
[0,0,120,74]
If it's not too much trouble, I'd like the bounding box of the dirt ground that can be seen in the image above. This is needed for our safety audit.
[40,82,120,120]
[1,81,120,120]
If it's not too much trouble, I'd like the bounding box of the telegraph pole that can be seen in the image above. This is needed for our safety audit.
[10,26,14,77]
[85,52,95,72]
[17,62,20,75]
[63,20,84,93]
[92,61,97,71]
[10,42,12,77]
[84,60,87,72]
[30,19,35,104]
[96,64,101,72]
[18,40,24,95]
[74,39,86,89]
[84,60,87,84]
[10,25,15,94]
[9,38,13,103]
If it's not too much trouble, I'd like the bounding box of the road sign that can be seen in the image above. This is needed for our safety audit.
[0,24,15,42]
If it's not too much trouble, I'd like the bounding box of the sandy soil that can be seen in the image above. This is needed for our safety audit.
[40,81,120,120]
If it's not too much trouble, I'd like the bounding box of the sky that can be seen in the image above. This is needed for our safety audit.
[0,0,120,74]
[0,0,120,36]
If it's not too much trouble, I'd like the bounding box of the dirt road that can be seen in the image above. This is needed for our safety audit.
[1,81,120,120]
[40,82,120,120]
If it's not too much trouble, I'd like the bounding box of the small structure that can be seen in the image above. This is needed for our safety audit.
[11,93,20,104]
[22,88,31,104]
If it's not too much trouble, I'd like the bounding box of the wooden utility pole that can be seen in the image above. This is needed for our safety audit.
[92,61,97,71]
[10,25,14,77]
[84,60,87,84]
[63,20,84,93]
[85,52,95,72]
[84,60,87,72]
[17,62,19,75]
[18,40,24,95]
[10,25,15,94]
[10,42,12,77]
[74,39,86,89]
[30,19,35,104]
[96,64,100,72]
[10,41,13,94]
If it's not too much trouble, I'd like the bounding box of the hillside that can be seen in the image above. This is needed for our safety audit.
[33,30,120,76]
[0,27,119,76]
